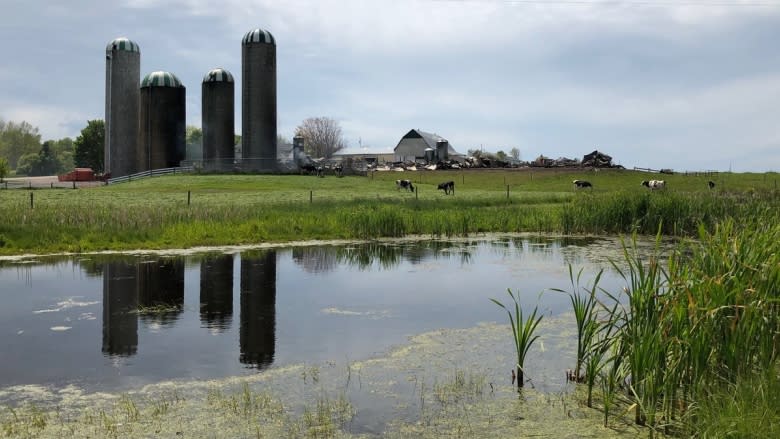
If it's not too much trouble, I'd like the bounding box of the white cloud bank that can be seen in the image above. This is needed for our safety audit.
[1,0,779,171]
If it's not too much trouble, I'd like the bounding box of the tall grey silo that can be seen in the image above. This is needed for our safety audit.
[241,28,277,171]
[138,71,186,171]
[105,37,140,177]
[202,68,235,171]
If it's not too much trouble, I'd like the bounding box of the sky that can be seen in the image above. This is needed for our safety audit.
[1,0,779,172]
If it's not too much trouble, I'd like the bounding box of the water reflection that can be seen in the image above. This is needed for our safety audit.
[1,236,660,394]
[137,259,185,326]
[102,258,186,356]
[240,250,277,369]
[200,254,234,331]
[292,240,473,273]
[102,261,138,357]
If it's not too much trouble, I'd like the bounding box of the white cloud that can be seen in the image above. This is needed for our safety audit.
[0,0,778,170]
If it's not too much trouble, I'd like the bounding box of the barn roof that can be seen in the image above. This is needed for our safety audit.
[394,129,461,158]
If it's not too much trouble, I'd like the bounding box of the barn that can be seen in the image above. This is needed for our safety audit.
[393,129,462,162]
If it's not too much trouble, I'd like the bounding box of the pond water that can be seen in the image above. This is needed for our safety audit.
[0,235,643,401]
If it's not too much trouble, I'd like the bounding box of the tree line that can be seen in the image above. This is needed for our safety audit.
[0,115,348,181]
[0,118,104,180]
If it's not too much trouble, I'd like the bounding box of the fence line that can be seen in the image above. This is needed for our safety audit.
[107,166,194,185]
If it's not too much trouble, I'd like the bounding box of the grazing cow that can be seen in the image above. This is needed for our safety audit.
[396,179,415,192]
[300,163,323,176]
[641,180,666,190]
[334,163,343,177]
[300,163,317,175]
[708,180,716,190]
[437,180,455,195]
[572,179,593,189]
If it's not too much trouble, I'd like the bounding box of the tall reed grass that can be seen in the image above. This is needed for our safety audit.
[557,213,780,436]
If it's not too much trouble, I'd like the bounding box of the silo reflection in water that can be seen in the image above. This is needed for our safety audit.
[137,259,185,326]
[239,250,276,369]
[200,254,234,331]
[102,261,138,357]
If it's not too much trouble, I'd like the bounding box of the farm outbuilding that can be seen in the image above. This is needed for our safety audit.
[393,129,462,162]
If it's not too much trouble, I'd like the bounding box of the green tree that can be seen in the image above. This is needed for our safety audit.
[0,157,9,182]
[74,120,105,172]
[234,134,242,158]
[186,126,202,160]
[29,141,62,176]
[15,152,38,176]
[295,117,347,158]
[50,137,74,172]
[0,119,41,169]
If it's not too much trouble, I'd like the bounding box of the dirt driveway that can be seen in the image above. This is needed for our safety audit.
[2,175,105,189]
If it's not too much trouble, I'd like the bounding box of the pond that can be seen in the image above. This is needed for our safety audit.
[0,235,661,436]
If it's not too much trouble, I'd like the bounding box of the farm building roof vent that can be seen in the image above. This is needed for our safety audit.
[141,71,183,88]
[242,28,275,45]
[203,68,234,83]
[106,37,140,53]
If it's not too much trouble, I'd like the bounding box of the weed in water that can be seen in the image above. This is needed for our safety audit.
[491,288,544,389]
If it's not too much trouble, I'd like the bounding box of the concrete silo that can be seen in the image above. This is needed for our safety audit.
[138,71,186,171]
[241,28,277,171]
[202,68,235,171]
[105,37,140,178]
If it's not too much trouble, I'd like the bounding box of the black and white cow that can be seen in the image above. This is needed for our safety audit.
[708,180,715,190]
[396,179,415,192]
[573,180,593,189]
[437,180,455,195]
[641,180,666,190]
[300,163,323,176]
[300,163,317,175]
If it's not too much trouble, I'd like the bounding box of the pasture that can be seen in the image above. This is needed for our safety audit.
[0,168,778,255]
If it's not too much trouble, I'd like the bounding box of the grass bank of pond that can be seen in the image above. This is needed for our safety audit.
[1,170,778,255]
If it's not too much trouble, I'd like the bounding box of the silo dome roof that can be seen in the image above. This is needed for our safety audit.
[106,37,140,53]
[242,28,275,45]
[141,71,183,88]
[203,68,234,83]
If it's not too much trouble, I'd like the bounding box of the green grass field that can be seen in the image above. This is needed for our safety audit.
[1,169,778,255]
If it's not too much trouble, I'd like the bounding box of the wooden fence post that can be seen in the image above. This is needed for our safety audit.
[188,190,191,206]
[30,192,34,209]
[310,190,313,203]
